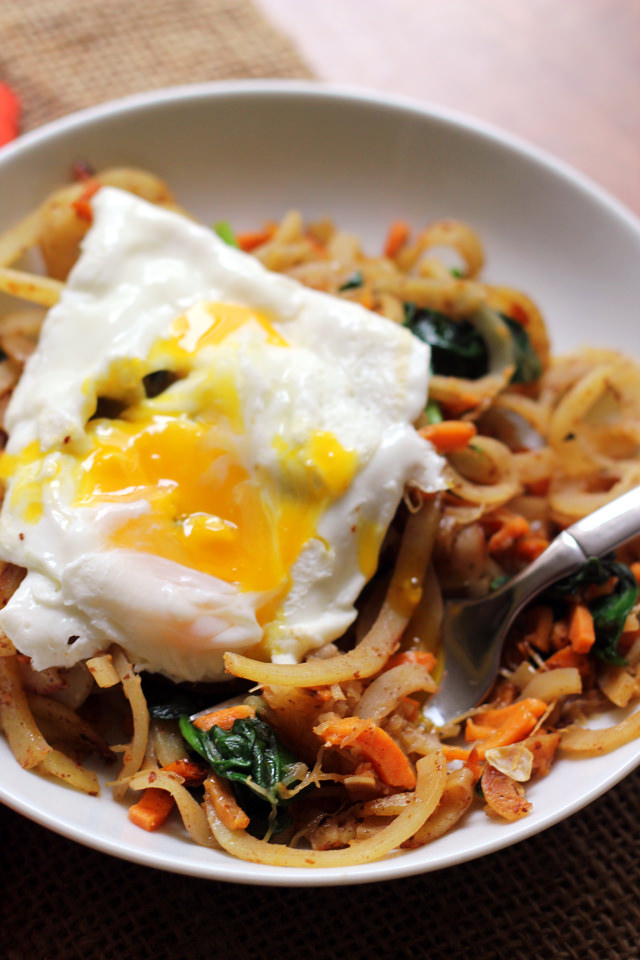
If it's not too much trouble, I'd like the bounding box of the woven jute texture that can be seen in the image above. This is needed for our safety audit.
[1,3,640,959]
[0,0,312,132]
[3,767,640,960]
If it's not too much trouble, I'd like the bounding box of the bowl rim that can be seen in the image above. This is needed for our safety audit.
[2,78,639,234]
[1,78,640,887]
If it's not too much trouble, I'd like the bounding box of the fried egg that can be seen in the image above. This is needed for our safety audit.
[0,188,442,681]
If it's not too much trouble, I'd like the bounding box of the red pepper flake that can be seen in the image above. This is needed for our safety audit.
[72,180,102,223]
[72,161,96,182]
[0,83,20,147]
[508,302,529,326]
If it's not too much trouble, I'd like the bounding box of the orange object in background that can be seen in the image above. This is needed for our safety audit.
[0,83,20,146]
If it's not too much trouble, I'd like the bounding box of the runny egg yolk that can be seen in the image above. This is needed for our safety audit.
[2,302,362,612]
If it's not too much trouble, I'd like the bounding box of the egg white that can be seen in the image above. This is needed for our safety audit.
[0,188,442,681]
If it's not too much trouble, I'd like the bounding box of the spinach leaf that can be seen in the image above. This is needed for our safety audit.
[338,270,364,291]
[403,303,542,385]
[140,673,232,720]
[404,305,489,380]
[545,556,612,599]
[148,695,209,721]
[545,557,638,665]
[501,315,542,384]
[590,563,638,665]
[179,713,301,837]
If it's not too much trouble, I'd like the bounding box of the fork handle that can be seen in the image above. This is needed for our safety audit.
[566,484,640,558]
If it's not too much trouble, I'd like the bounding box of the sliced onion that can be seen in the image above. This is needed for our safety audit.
[28,692,113,760]
[484,744,534,783]
[446,436,521,507]
[560,707,640,755]
[111,645,149,799]
[0,654,50,769]
[38,749,100,796]
[0,207,43,269]
[471,304,516,377]
[404,766,474,847]
[128,769,216,847]
[203,751,447,868]
[355,663,436,721]
[519,667,582,703]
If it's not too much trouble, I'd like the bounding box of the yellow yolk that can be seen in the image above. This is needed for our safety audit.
[77,420,360,596]
[2,301,362,607]
[357,520,384,582]
[77,416,313,593]
[171,300,288,352]
[0,440,48,523]
[272,432,359,499]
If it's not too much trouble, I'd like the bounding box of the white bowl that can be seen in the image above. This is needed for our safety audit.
[1,80,640,887]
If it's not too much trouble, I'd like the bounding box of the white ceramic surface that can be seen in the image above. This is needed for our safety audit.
[1,81,640,887]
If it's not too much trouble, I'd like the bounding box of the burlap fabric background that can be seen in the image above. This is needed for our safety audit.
[1,2,639,958]
[0,0,313,131]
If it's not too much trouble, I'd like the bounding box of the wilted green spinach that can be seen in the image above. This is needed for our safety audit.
[179,713,301,837]
[545,556,638,665]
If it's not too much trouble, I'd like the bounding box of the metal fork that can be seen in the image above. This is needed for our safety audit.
[422,485,640,726]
